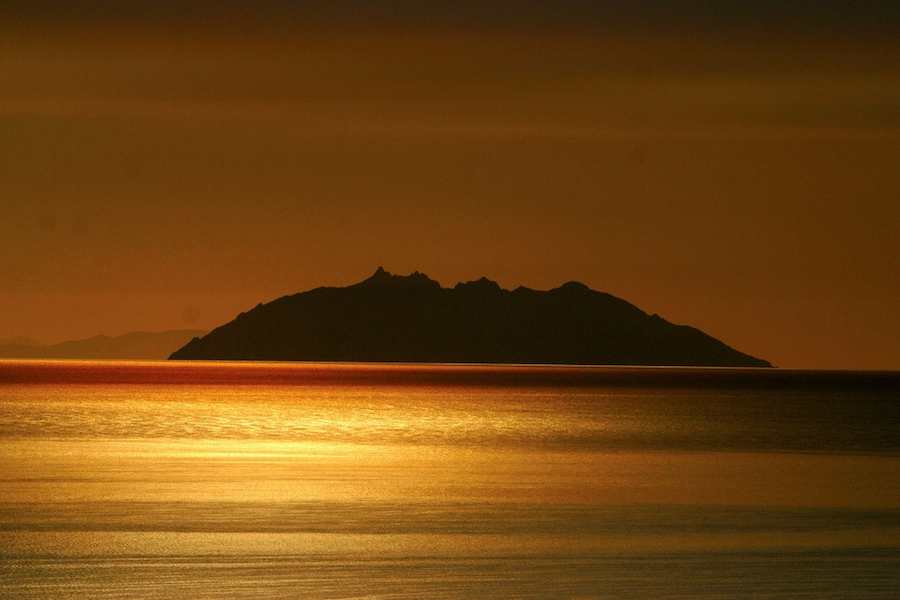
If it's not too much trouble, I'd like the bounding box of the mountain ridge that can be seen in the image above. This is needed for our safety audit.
[0,329,206,360]
[170,268,770,367]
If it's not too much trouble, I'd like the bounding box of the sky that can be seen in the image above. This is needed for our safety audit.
[1,2,898,368]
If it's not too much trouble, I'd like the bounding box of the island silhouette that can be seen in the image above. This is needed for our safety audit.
[169,268,771,367]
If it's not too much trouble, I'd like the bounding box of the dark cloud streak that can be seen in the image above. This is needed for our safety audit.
[3,1,899,34]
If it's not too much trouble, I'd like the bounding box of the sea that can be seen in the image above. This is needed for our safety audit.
[1,360,899,599]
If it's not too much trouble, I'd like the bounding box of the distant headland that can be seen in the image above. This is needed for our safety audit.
[0,330,205,360]
[169,268,771,367]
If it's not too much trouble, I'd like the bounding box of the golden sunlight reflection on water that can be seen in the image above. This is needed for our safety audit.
[1,361,900,598]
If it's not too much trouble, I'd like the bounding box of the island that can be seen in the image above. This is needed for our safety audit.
[169,267,771,367]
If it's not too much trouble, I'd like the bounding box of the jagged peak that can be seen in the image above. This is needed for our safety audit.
[555,280,591,293]
[365,266,392,283]
[454,277,503,292]
[356,267,441,289]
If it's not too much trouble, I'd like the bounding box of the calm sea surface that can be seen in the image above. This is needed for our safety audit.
[1,360,899,599]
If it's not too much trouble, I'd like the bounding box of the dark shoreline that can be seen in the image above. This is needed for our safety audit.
[2,359,897,390]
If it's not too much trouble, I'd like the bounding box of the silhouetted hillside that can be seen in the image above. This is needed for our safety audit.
[0,330,206,360]
[170,268,770,367]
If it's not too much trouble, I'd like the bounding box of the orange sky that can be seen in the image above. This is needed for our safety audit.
[1,6,898,368]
